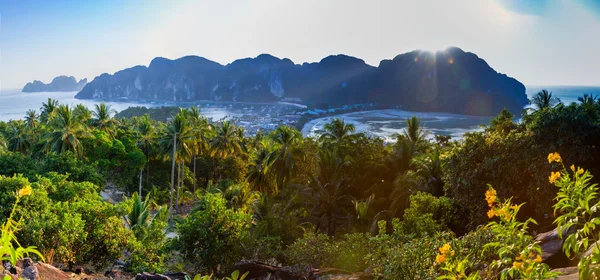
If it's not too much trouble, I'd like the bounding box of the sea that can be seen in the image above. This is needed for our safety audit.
[1,86,599,140]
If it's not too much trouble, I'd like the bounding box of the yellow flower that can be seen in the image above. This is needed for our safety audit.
[18,185,32,197]
[549,171,561,184]
[485,188,497,207]
[450,250,455,256]
[513,261,523,270]
[496,207,506,218]
[534,254,542,263]
[571,164,575,172]
[436,253,447,264]
[547,152,562,163]
[578,168,584,175]
[439,243,451,254]
[487,209,495,218]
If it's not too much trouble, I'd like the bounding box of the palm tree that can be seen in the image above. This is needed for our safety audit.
[269,126,302,197]
[24,110,39,129]
[411,145,444,196]
[135,115,155,197]
[305,148,352,236]
[4,120,31,153]
[125,192,151,230]
[530,90,560,111]
[210,121,242,159]
[578,93,598,105]
[403,116,428,149]
[186,107,213,192]
[247,139,276,193]
[92,102,118,136]
[43,104,87,158]
[74,104,92,124]
[0,135,6,151]
[40,98,59,123]
[159,111,195,219]
[319,118,355,145]
[352,194,375,233]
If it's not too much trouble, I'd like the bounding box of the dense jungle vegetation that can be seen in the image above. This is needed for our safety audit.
[1,90,600,279]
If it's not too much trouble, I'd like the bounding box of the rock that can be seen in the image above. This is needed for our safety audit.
[104,269,121,279]
[32,263,71,280]
[551,266,578,280]
[535,228,576,268]
[74,267,85,274]
[233,261,309,280]
[134,272,172,280]
[164,272,188,280]
[22,76,87,92]
[21,265,39,280]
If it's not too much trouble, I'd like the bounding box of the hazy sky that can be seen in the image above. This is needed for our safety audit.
[1,0,599,90]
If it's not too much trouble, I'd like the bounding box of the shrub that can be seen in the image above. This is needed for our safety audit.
[400,192,453,237]
[285,231,335,269]
[174,192,252,274]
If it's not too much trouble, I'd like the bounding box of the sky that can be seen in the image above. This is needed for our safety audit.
[0,0,599,90]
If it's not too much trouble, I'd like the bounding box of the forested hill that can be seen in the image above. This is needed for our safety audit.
[75,47,527,116]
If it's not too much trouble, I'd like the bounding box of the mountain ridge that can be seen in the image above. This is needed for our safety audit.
[75,47,527,116]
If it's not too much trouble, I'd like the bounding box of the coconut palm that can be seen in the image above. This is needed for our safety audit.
[4,120,31,153]
[578,93,598,105]
[403,116,428,149]
[43,104,87,158]
[210,121,242,159]
[24,110,39,129]
[135,114,156,197]
[40,98,59,123]
[247,139,276,193]
[158,111,195,219]
[269,126,302,196]
[92,102,118,136]
[305,148,352,236]
[74,104,92,124]
[0,134,6,151]
[410,145,444,196]
[530,89,560,111]
[186,107,213,192]
[125,192,151,230]
[319,118,355,145]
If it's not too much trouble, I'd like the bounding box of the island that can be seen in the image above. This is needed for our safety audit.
[76,47,527,116]
[22,75,87,92]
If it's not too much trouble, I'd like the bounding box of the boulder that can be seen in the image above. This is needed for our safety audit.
[134,272,172,280]
[233,261,310,280]
[535,228,576,268]
[21,265,39,280]
[33,262,71,280]
[164,272,188,280]
[551,266,578,280]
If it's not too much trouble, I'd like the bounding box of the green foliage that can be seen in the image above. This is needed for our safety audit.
[0,184,44,267]
[174,192,252,274]
[192,270,249,280]
[285,231,335,269]
[552,157,600,278]
[400,192,453,237]
[367,219,446,279]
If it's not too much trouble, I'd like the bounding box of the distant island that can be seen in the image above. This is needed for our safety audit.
[76,47,527,116]
[23,75,87,92]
